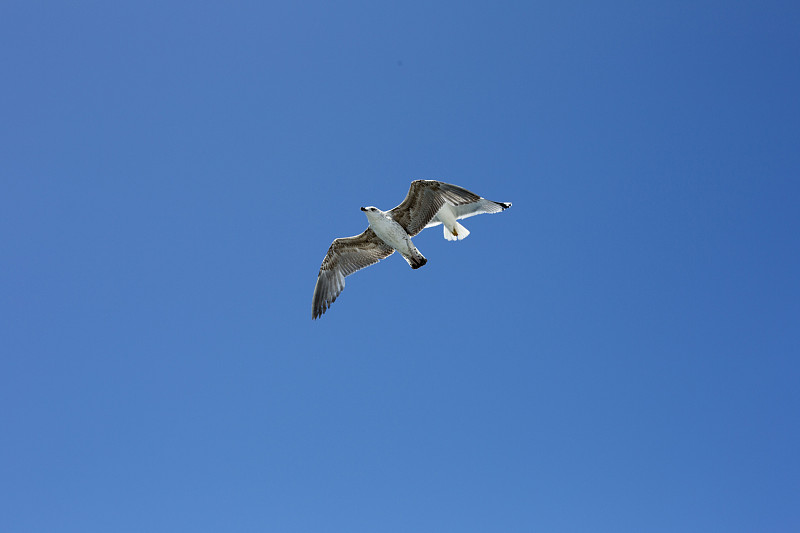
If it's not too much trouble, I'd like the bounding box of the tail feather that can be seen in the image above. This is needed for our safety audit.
[403,251,427,269]
[444,222,470,241]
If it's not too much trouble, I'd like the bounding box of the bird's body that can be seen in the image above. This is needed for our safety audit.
[361,206,427,269]
[425,198,510,241]
[311,180,511,319]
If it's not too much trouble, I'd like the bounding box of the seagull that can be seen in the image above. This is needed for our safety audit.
[311,180,511,319]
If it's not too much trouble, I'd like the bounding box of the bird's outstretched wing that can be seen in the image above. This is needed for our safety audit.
[388,180,483,237]
[424,199,512,228]
[312,229,395,319]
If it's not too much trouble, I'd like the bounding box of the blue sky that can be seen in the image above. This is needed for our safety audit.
[2,1,799,531]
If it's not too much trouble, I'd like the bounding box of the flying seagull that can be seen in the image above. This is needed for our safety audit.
[311,180,511,319]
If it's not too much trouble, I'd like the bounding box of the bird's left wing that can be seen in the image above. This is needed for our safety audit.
[388,180,482,236]
[312,228,395,319]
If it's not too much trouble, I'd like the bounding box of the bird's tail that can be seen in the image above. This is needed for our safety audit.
[444,221,470,241]
[403,250,427,269]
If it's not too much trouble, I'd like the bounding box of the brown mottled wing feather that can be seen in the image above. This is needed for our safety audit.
[312,228,395,319]
[389,180,483,236]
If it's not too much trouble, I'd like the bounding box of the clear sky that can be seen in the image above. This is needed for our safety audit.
[2,1,799,532]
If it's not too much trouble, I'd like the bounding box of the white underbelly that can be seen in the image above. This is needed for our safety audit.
[371,218,413,253]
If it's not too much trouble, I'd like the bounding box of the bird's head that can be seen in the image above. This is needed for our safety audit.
[360,206,381,220]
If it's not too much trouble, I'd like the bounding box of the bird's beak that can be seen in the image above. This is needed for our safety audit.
[360,207,366,211]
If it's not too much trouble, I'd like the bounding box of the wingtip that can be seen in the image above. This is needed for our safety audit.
[312,300,330,320]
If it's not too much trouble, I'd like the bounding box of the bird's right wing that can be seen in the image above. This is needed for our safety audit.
[312,229,395,319]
